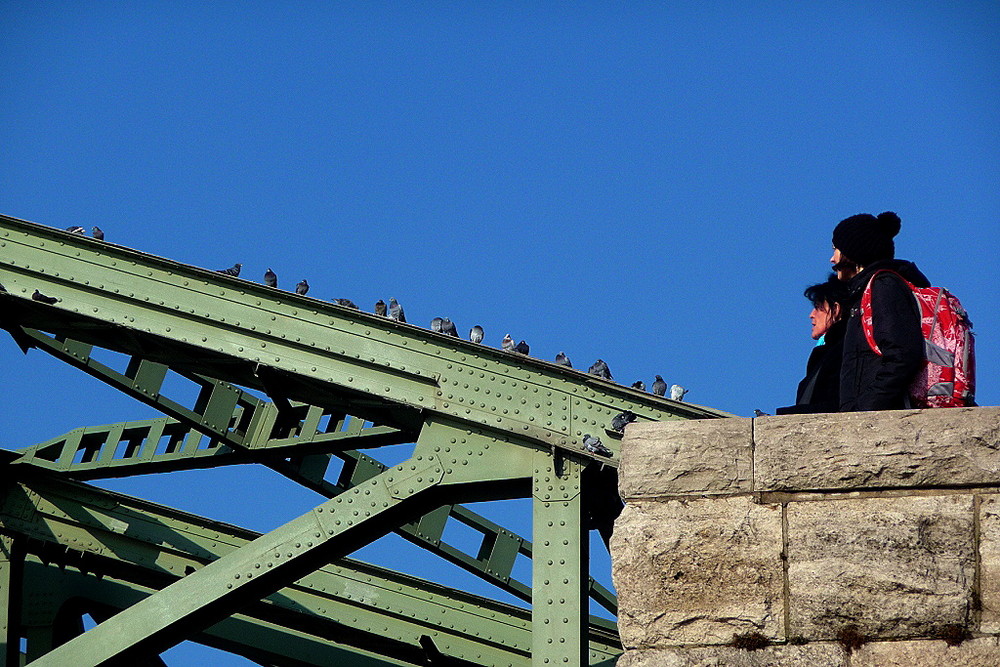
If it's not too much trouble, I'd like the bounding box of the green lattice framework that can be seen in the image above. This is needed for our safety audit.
[0,214,731,666]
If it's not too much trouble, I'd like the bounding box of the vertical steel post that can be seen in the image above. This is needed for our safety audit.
[0,535,22,667]
[532,453,588,666]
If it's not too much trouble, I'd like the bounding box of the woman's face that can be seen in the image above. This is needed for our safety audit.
[810,302,840,340]
[830,247,858,281]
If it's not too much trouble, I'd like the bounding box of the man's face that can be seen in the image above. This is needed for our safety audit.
[810,302,839,340]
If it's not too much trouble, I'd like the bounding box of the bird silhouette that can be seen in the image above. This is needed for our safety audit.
[582,434,613,457]
[611,410,637,433]
[375,299,387,316]
[631,380,646,391]
[469,325,484,343]
[217,263,242,276]
[430,317,444,332]
[588,359,613,380]
[65,226,85,234]
[31,290,60,304]
[264,268,278,288]
[555,352,572,367]
[670,384,689,401]
[501,334,515,352]
[296,280,310,295]
[514,340,530,355]
[333,298,359,309]
[91,226,104,240]
[388,298,405,322]
[652,375,667,396]
[441,318,458,337]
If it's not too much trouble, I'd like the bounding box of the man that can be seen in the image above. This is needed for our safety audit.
[776,274,848,414]
[831,211,928,411]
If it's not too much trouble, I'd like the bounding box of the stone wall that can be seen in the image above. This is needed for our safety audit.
[612,407,1000,666]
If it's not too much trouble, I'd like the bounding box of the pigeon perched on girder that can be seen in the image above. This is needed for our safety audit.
[611,410,637,433]
[514,340,530,355]
[501,334,515,352]
[588,359,612,380]
[441,318,458,337]
[469,325,484,343]
[670,384,689,401]
[295,280,309,295]
[31,290,60,304]
[631,380,646,391]
[65,225,85,234]
[554,351,572,368]
[651,375,667,396]
[388,298,405,322]
[264,268,278,288]
[582,434,613,457]
[754,409,770,417]
[375,299,387,316]
[430,317,443,332]
[217,263,242,276]
[332,298,359,309]
[92,226,104,240]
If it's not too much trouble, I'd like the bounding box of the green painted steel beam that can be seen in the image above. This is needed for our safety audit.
[7,419,618,665]
[0,468,620,665]
[10,324,618,613]
[0,536,23,667]
[22,560,419,666]
[0,214,730,465]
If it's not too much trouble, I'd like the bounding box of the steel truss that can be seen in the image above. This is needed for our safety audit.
[0,214,730,665]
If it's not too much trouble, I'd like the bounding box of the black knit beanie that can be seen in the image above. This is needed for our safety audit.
[831,211,901,266]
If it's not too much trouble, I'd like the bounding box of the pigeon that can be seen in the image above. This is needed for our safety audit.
[430,317,443,333]
[611,410,637,433]
[32,289,60,304]
[651,375,667,396]
[375,299,387,316]
[441,318,458,337]
[264,268,278,288]
[332,298,359,309]
[588,359,613,380]
[217,263,242,276]
[514,340,530,355]
[631,380,646,391]
[582,434,613,458]
[501,334,515,352]
[554,351,572,368]
[92,226,104,240]
[295,279,310,295]
[65,225,85,234]
[469,325,484,343]
[754,409,770,417]
[670,384,689,401]
[388,297,405,322]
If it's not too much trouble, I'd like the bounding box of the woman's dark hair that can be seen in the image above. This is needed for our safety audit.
[803,273,848,311]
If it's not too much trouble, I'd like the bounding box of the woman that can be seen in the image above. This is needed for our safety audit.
[776,274,848,414]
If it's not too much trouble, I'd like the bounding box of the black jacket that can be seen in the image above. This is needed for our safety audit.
[839,259,929,412]
[776,318,846,415]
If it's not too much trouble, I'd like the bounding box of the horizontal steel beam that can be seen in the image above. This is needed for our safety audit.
[0,214,730,462]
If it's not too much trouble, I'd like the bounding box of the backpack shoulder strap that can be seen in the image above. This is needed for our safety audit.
[860,269,915,355]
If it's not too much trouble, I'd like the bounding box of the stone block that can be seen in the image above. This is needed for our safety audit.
[619,418,753,499]
[617,643,846,666]
[754,407,1000,491]
[852,638,1000,666]
[612,495,784,648]
[787,494,975,639]
[977,495,1000,632]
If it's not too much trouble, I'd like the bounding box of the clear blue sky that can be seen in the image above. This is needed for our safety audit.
[2,2,998,664]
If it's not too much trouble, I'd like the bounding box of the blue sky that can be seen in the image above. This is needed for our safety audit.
[2,2,998,664]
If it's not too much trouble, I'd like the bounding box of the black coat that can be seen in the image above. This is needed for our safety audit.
[776,318,846,415]
[839,259,928,412]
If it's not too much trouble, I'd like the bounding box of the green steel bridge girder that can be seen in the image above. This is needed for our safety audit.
[0,214,730,464]
[0,475,617,666]
[3,419,621,666]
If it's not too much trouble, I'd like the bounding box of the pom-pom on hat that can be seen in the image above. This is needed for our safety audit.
[832,211,901,267]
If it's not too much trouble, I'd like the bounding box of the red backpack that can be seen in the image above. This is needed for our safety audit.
[861,270,976,408]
